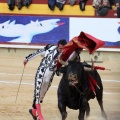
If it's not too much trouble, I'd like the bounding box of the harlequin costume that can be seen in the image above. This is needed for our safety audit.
[26,44,59,120]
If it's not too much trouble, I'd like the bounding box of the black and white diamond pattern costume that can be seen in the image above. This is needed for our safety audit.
[26,44,59,107]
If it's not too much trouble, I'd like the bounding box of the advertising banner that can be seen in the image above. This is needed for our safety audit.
[0,15,120,48]
[0,15,69,45]
[69,18,120,48]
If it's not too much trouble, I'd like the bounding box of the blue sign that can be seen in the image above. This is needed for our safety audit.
[0,15,69,45]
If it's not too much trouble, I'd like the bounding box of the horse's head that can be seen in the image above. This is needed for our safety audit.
[59,55,84,87]
[66,61,84,87]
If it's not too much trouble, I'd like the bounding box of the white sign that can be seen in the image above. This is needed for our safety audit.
[69,18,120,42]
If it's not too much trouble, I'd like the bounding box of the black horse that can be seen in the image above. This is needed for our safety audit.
[57,61,107,120]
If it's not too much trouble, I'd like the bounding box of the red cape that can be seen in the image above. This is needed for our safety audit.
[57,31,105,69]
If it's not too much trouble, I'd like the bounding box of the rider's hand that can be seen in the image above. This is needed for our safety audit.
[23,58,28,67]
[56,70,61,76]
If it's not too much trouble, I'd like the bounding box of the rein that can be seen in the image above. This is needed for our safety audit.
[71,82,84,95]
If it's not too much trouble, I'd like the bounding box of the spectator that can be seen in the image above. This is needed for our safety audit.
[95,0,112,16]
[114,0,120,10]
[114,0,120,17]
[92,0,102,9]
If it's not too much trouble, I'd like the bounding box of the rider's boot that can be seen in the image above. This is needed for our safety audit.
[29,108,37,120]
[35,104,44,120]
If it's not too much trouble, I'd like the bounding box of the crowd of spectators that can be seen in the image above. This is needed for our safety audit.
[48,0,120,18]
[92,0,120,17]
[7,0,120,18]
[114,0,120,17]
[48,0,120,17]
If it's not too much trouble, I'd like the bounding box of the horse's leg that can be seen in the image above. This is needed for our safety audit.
[78,96,88,120]
[96,91,107,119]
[97,99,107,119]
[86,102,90,118]
[58,103,67,120]
[78,109,85,120]
[58,89,67,120]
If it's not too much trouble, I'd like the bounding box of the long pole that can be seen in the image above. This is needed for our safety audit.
[15,66,25,103]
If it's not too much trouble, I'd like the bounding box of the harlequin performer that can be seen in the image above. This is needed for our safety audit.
[23,39,67,120]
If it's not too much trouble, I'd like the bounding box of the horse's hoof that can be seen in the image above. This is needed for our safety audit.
[62,112,67,120]
[102,112,107,119]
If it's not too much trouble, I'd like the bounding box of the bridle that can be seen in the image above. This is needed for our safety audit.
[70,81,84,95]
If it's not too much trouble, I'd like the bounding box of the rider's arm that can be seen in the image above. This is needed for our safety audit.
[67,51,78,61]
[26,44,53,61]
[23,44,53,66]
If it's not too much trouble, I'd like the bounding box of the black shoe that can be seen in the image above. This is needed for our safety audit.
[29,109,37,120]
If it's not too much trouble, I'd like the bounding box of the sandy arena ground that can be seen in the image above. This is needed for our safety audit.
[0,50,120,120]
